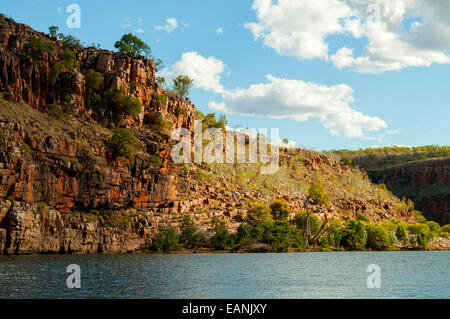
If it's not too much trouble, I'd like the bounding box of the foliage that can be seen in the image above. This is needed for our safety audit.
[195,110,205,121]
[269,199,291,221]
[180,215,200,248]
[58,48,76,68]
[202,112,227,131]
[234,224,252,244]
[57,33,81,50]
[154,93,167,108]
[49,61,65,85]
[356,212,371,223]
[262,220,305,252]
[292,211,321,237]
[210,218,232,250]
[111,128,139,159]
[441,224,450,235]
[23,37,54,64]
[308,181,330,206]
[147,154,163,167]
[153,225,180,252]
[156,76,166,87]
[171,75,194,99]
[114,33,151,57]
[85,69,103,92]
[175,106,187,117]
[246,203,273,227]
[103,88,142,118]
[48,26,59,37]
[7,196,16,207]
[343,219,367,250]
[146,114,173,135]
[319,221,343,250]
[407,224,431,247]
[395,224,408,244]
[366,224,392,250]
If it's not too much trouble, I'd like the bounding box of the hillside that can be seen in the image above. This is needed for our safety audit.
[0,15,448,254]
[328,147,450,225]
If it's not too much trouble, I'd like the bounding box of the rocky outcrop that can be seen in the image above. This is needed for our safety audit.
[369,158,450,224]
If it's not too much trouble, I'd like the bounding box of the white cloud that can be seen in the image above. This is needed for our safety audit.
[160,52,226,93]
[154,18,179,33]
[134,28,144,34]
[209,75,387,138]
[120,16,132,29]
[216,27,224,34]
[245,0,450,73]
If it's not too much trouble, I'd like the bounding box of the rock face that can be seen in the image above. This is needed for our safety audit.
[369,158,450,224]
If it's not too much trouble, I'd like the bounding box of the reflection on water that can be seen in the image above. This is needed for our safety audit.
[0,251,448,298]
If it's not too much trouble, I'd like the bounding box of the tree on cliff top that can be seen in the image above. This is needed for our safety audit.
[114,33,151,57]
[171,75,194,99]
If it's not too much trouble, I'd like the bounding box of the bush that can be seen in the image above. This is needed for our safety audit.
[366,224,392,250]
[202,113,227,131]
[356,212,370,223]
[85,69,103,92]
[441,224,450,236]
[58,48,75,68]
[175,106,187,117]
[407,224,431,247]
[154,93,167,108]
[147,154,163,167]
[425,221,440,239]
[23,37,54,64]
[343,219,367,250]
[103,88,142,118]
[47,103,63,118]
[180,215,199,248]
[153,225,180,252]
[269,199,291,221]
[308,181,329,206]
[292,211,321,237]
[210,218,232,250]
[234,224,252,244]
[262,220,305,252]
[49,61,65,85]
[146,114,173,135]
[246,203,273,227]
[395,224,408,244]
[114,33,151,57]
[111,128,139,159]
[58,33,81,50]
[320,221,343,250]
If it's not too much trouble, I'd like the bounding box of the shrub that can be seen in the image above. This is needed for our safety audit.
[154,93,167,108]
[171,75,194,99]
[356,212,371,223]
[153,225,180,252]
[114,33,151,57]
[111,128,139,159]
[58,48,75,68]
[202,113,227,131]
[48,26,59,37]
[395,224,408,244]
[425,221,440,239]
[49,61,65,85]
[175,106,187,117]
[246,203,273,227]
[210,218,232,250]
[146,114,173,134]
[147,154,163,167]
[321,221,343,249]
[292,211,321,237]
[23,37,54,64]
[85,69,103,92]
[103,88,142,118]
[234,224,252,244]
[57,33,81,50]
[308,181,329,206]
[180,215,199,248]
[269,199,291,221]
[366,224,392,250]
[407,224,430,247]
[343,219,367,250]
[442,224,450,235]
[263,220,305,252]
[47,103,63,118]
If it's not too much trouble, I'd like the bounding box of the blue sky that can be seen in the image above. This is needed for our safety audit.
[2,0,449,151]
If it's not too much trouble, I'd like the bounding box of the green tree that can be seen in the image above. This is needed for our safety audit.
[171,75,194,99]
[269,199,291,221]
[48,26,59,37]
[210,218,232,250]
[23,38,54,64]
[180,215,200,248]
[262,220,304,252]
[396,224,408,244]
[292,211,321,237]
[85,69,103,92]
[153,225,180,252]
[366,224,392,250]
[308,181,330,206]
[114,33,151,57]
[343,219,367,250]
[111,128,139,159]
[234,224,252,244]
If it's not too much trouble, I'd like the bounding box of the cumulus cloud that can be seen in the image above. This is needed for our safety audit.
[154,18,179,33]
[245,0,450,72]
[209,75,387,138]
[160,52,226,93]
[216,27,224,34]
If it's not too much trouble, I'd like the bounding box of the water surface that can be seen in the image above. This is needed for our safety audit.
[0,251,448,298]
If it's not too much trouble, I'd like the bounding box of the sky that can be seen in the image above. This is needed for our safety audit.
[1,0,449,151]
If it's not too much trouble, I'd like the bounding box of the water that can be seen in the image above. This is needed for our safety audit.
[0,251,448,298]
